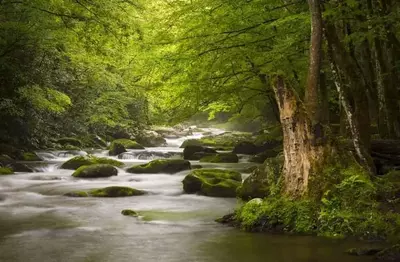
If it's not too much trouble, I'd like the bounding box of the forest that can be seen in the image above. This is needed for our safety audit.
[0,0,400,261]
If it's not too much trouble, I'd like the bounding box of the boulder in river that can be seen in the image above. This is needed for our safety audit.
[180,139,203,148]
[233,141,260,155]
[109,139,144,156]
[61,155,124,170]
[182,169,242,197]
[72,164,118,178]
[127,159,191,174]
[237,156,283,200]
[0,167,14,175]
[66,186,145,197]
[183,145,216,160]
[199,153,239,163]
[20,152,42,161]
[136,131,167,147]
[121,209,139,217]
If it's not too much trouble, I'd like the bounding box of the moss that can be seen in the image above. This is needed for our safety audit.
[56,137,82,147]
[108,142,126,156]
[180,139,203,148]
[63,145,81,150]
[89,186,145,197]
[21,152,42,161]
[72,164,118,178]
[121,209,139,217]
[237,156,283,200]
[66,187,145,197]
[127,159,191,174]
[182,169,242,197]
[111,139,144,149]
[0,167,14,175]
[199,153,239,163]
[64,191,89,197]
[60,155,124,170]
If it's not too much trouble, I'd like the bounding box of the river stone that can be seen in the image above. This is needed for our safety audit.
[72,164,118,178]
[61,155,124,170]
[183,145,216,160]
[233,141,260,155]
[89,186,145,197]
[199,153,239,163]
[121,209,139,217]
[109,139,144,156]
[136,131,167,147]
[0,167,14,175]
[182,169,242,197]
[249,148,281,163]
[19,152,42,161]
[180,139,202,148]
[127,159,191,174]
[237,156,283,200]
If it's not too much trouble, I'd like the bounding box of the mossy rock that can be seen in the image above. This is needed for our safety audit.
[237,156,283,200]
[127,159,191,174]
[63,145,81,151]
[109,139,144,156]
[375,245,400,261]
[180,139,203,148]
[249,148,281,163]
[199,132,253,147]
[0,167,14,175]
[20,152,42,161]
[199,153,239,163]
[66,187,145,197]
[72,164,118,178]
[109,142,127,156]
[56,137,82,147]
[89,186,145,197]
[136,131,167,147]
[121,209,139,217]
[111,139,144,150]
[61,155,124,170]
[182,169,242,197]
[233,141,259,155]
[183,145,216,160]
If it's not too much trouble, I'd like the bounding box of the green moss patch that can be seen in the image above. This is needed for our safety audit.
[66,186,145,197]
[72,164,118,178]
[61,155,124,170]
[0,167,14,175]
[182,169,242,197]
[127,159,191,174]
[121,209,139,217]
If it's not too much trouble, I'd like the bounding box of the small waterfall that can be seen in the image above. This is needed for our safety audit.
[35,152,57,161]
[32,164,59,173]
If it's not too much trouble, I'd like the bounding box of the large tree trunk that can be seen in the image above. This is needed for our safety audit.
[273,0,330,198]
[273,76,327,197]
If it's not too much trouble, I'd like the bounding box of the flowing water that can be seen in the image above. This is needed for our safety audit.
[0,129,374,262]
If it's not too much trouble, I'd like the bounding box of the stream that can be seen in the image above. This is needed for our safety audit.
[0,129,374,262]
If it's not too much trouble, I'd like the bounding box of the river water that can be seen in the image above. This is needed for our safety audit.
[0,130,374,262]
